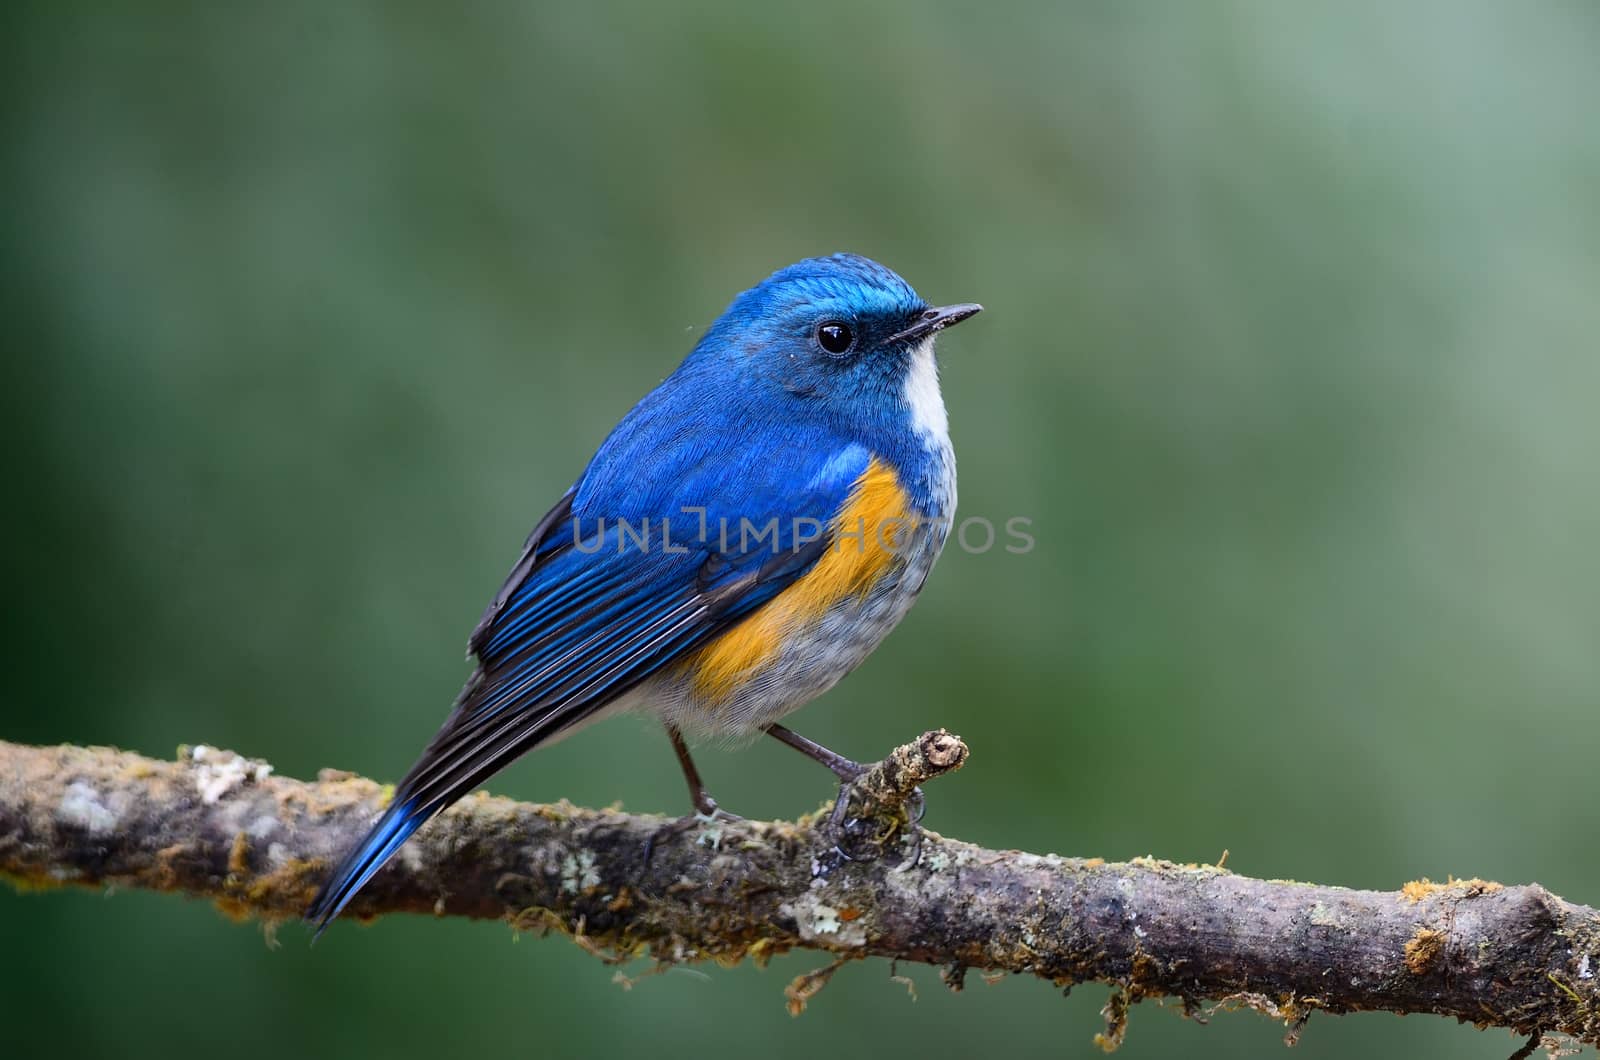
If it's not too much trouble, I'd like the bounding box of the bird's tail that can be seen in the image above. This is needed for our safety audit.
[304,689,583,937]
[306,653,604,937]
[305,796,429,940]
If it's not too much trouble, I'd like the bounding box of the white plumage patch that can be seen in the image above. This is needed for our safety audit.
[903,338,950,448]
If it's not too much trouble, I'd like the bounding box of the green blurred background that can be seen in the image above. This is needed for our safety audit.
[5,2,1598,1056]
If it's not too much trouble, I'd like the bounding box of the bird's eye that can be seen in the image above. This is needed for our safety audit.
[815,320,855,355]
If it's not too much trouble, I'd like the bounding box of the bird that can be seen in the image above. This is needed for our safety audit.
[306,253,981,934]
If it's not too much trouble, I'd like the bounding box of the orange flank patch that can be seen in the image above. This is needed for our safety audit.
[683,457,912,702]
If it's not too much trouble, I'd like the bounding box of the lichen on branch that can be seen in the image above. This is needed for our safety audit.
[1,736,1596,1054]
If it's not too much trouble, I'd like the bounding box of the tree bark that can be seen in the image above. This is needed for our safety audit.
[1,736,1595,1054]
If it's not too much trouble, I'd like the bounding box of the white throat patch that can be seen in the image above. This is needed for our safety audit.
[903,338,949,448]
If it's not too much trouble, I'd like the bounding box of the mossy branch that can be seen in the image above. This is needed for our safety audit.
[2,736,1597,1054]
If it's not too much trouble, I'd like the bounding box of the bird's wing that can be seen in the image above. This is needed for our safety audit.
[307,440,872,931]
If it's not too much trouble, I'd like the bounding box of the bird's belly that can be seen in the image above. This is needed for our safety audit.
[642,513,951,740]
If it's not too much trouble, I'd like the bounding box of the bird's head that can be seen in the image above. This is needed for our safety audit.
[689,254,981,440]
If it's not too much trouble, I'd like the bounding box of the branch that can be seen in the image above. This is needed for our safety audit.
[2,736,1596,1052]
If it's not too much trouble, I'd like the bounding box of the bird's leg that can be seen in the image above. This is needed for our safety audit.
[667,723,725,818]
[765,723,868,783]
[765,724,927,865]
[764,723,879,832]
[641,725,740,870]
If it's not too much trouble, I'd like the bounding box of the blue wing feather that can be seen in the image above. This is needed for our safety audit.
[307,419,869,933]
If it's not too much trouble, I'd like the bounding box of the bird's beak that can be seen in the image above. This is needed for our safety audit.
[888,302,984,345]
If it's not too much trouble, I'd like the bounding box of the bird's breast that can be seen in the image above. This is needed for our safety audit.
[658,455,952,734]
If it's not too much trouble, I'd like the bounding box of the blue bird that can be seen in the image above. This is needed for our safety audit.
[306,254,981,933]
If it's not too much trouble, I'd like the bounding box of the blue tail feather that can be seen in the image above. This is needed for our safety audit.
[307,797,426,939]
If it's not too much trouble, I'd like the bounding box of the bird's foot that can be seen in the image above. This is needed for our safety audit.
[895,786,928,870]
[640,803,743,869]
[765,724,950,873]
[825,777,926,869]
[823,764,870,832]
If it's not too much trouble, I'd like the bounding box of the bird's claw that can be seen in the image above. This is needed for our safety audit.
[906,785,927,826]
[640,806,743,870]
[823,780,927,867]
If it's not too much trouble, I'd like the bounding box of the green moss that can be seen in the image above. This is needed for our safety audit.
[1,867,65,894]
